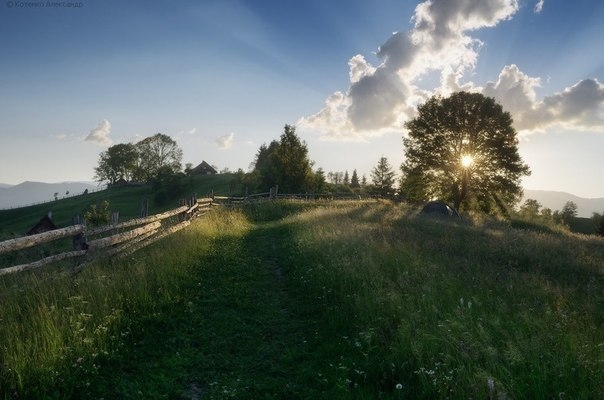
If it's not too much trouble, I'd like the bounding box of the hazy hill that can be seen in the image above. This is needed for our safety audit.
[522,189,604,217]
[0,181,102,209]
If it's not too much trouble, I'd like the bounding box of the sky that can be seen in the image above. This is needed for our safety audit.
[0,0,603,198]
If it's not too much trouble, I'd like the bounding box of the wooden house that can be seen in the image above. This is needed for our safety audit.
[191,161,218,175]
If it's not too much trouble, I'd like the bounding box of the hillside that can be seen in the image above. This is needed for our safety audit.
[522,189,604,217]
[1,201,602,398]
[0,174,240,236]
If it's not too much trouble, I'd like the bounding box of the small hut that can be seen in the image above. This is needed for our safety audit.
[191,161,218,175]
[26,212,58,235]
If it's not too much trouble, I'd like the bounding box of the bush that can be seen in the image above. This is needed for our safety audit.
[84,200,110,226]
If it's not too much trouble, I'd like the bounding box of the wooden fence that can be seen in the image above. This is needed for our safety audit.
[0,188,375,276]
[0,197,213,276]
[211,185,375,205]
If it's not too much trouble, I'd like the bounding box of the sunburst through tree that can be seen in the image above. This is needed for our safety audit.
[401,91,530,212]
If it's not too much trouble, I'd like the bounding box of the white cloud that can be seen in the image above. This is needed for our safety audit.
[54,133,67,140]
[215,132,235,149]
[482,64,543,130]
[540,79,604,129]
[84,119,112,146]
[483,65,604,132]
[300,0,519,140]
[179,127,197,136]
[301,0,604,141]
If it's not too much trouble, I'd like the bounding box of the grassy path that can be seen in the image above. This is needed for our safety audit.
[85,218,329,399]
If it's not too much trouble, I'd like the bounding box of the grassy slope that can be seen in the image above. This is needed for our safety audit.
[0,174,238,236]
[1,201,602,399]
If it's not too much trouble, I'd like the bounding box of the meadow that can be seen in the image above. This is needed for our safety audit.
[0,200,602,398]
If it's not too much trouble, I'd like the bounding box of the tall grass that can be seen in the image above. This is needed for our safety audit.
[280,201,604,398]
[0,208,250,398]
[1,200,602,398]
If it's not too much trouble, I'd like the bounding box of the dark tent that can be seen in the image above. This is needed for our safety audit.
[420,201,460,217]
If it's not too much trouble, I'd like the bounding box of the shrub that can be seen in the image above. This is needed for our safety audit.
[84,200,110,226]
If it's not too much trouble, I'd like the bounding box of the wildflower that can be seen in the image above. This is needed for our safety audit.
[487,378,495,399]
[395,383,403,390]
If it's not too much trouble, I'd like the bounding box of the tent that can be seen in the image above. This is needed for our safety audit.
[420,201,460,217]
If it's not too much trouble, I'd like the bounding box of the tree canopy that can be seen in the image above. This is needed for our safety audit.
[135,133,183,182]
[93,143,138,185]
[94,133,183,185]
[250,125,316,193]
[400,91,530,212]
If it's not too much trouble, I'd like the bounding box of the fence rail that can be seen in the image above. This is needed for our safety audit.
[0,197,213,276]
[0,189,375,276]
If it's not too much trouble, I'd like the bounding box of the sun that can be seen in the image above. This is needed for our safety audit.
[461,154,474,168]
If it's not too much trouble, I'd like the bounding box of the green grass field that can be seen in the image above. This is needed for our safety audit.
[1,200,602,399]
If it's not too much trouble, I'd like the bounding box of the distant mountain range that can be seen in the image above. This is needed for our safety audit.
[522,190,604,218]
[0,181,104,209]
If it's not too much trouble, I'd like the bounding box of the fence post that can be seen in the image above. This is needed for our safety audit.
[110,211,119,226]
[179,199,186,221]
[72,215,87,251]
[140,199,149,217]
[72,215,87,272]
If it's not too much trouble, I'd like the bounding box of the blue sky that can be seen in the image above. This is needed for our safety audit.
[1,0,603,198]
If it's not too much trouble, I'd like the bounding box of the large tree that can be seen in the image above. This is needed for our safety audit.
[251,125,315,193]
[135,133,183,182]
[371,156,396,197]
[94,143,138,185]
[401,92,530,212]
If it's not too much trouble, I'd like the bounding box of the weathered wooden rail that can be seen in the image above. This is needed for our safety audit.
[0,197,213,276]
[0,190,373,276]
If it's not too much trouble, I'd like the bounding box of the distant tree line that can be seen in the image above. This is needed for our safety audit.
[518,198,578,226]
[519,199,604,235]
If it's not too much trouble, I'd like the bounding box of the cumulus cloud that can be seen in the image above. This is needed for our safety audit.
[215,132,235,149]
[84,119,112,146]
[299,0,519,140]
[300,0,603,140]
[482,64,543,130]
[483,65,604,132]
[540,79,604,128]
